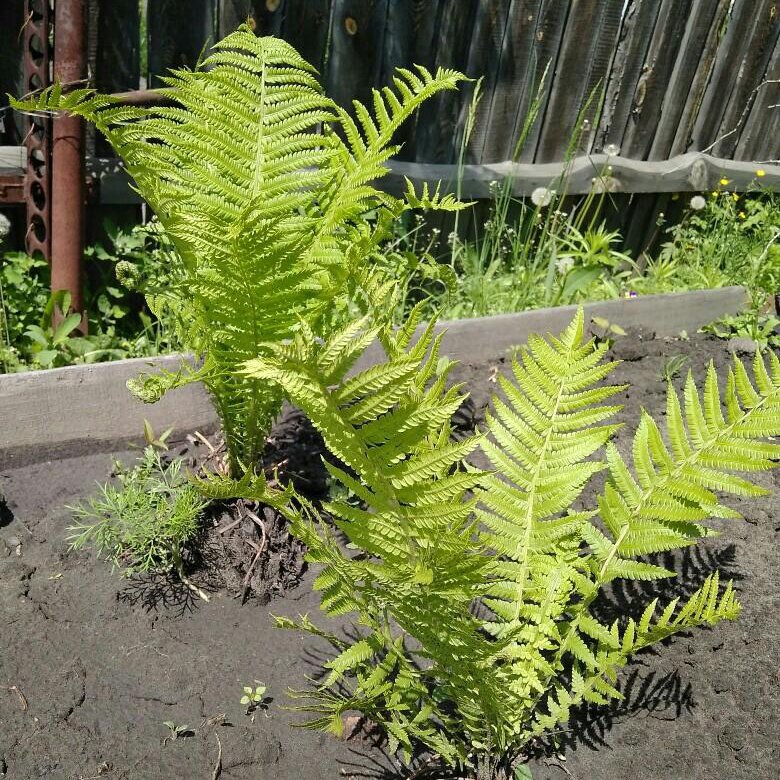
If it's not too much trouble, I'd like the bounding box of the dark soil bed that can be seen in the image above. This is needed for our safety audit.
[1,329,778,780]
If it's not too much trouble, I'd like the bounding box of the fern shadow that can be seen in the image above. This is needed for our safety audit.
[538,667,695,757]
[116,571,201,616]
[590,543,741,628]
[0,493,13,528]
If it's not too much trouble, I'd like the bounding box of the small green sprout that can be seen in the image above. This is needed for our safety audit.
[660,354,688,382]
[240,682,268,716]
[591,315,626,346]
[162,721,191,745]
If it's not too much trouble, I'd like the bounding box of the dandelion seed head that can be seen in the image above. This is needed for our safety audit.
[555,256,575,274]
[690,195,706,210]
[531,187,554,207]
[604,143,620,156]
[0,213,10,239]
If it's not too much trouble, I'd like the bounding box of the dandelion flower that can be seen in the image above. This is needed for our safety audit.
[531,187,554,207]
[731,193,739,201]
[738,211,746,219]
[719,177,730,186]
[690,195,706,210]
[756,169,766,177]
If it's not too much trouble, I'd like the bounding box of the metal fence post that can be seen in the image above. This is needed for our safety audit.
[23,0,53,261]
[51,0,87,322]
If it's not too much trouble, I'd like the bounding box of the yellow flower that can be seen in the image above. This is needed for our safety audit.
[711,191,719,197]
[738,211,746,219]
[732,193,739,201]
[719,177,730,186]
[756,169,766,177]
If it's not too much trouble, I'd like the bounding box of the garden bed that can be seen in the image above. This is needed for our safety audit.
[1,323,777,780]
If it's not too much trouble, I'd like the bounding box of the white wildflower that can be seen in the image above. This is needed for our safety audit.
[0,212,11,239]
[690,195,706,211]
[555,256,575,274]
[531,187,554,207]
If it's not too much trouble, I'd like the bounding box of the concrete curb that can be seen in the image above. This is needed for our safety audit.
[0,286,747,466]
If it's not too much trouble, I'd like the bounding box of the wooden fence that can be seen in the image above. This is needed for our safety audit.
[2,0,778,164]
[1,0,778,259]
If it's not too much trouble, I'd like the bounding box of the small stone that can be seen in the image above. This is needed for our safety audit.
[719,722,747,751]
[4,536,20,555]
[727,337,758,354]
[622,726,642,746]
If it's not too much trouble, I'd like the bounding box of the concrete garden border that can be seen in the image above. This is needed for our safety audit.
[0,286,748,466]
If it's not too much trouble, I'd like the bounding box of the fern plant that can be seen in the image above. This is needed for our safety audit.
[12,27,466,474]
[240,305,780,778]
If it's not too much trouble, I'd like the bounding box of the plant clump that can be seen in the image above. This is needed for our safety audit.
[232,303,780,779]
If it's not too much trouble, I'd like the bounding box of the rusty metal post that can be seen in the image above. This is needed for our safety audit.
[23,0,53,260]
[51,0,87,318]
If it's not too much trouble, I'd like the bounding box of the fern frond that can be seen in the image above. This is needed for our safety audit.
[479,309,624,634]
[591,354,780,583]
[12,30,467,473]
[244,305,511,756]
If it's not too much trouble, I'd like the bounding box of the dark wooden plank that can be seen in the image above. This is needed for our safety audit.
[322,0,389,112]
[218,0,253,35]
[690,0,776,154]
[514,0,571,162]
[479,0,543,163]
[667,0,730,156]
[94,0,141,156]
[253,0,285,36]
[596,0,662,155]
[463,0,513,163]
[712,0,779,158]
[281,0,332,73]
[378,0,441,160]
[618,0,695,160]
[413,0,478,164]
[0,0,25,145]
[148,0,217,86]
[648,0,728,159]
[735,35,780,161]
[534,0,625,163]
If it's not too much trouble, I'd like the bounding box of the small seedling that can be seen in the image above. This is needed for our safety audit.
[660,354,688,382]
[240,682,268,717]
[143,418,173,451]
[162,721,191,745]
[591,315,626,346]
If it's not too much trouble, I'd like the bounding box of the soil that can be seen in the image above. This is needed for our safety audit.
[1,329,779,780]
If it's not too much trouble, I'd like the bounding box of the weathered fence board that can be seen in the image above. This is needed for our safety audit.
[735,37,780,162]
[534,0,623,163]
[324,0,390,116]
[148,0,217,87]
[691,0,779,157]
[646,0,725,160]
[665,0,731,158]
[619,0,695,160]
[281,0,332,74]
[0,1,25,145]
[412,0,477,164]
[479,1,541,163]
